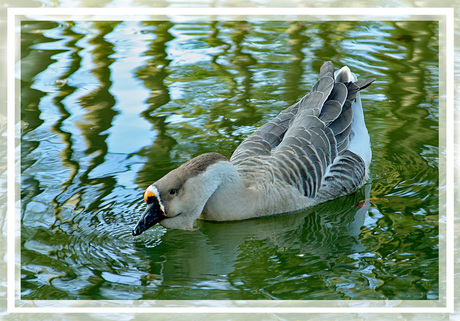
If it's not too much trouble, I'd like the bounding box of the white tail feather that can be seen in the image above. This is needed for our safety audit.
[334,66,371,173]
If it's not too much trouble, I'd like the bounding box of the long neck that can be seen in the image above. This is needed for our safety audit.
[201,162,259,221]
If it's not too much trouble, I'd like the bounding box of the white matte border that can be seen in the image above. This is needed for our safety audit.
[7,6,455,315]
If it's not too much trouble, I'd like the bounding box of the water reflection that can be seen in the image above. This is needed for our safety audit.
[20,20,439,301]
[284,22,307,100]
[135,21,176,186]
[52,22,120,233]
[367,21,439,207]
[207,21,260,147]
[134,185,371,299]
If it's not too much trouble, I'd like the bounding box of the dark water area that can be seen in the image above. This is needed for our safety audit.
[20,20,439,300]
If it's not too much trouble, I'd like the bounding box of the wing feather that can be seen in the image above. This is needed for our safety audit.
[231,61,374,203]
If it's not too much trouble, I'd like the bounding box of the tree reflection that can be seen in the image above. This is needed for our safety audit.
[49,22,121,231]
[20,19,440,301]
[134,21,176,187]
[369,21,439,200]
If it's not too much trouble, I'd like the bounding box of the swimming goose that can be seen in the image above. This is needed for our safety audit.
[133,61,374,235]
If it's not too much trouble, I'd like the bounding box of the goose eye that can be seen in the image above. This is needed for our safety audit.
[169,189,177,195]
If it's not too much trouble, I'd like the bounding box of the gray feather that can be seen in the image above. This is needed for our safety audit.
[328,82,348,106]
[328,100,353,135]
[319,61,335,79]
[319,100,342,125]
[230,61,374,204]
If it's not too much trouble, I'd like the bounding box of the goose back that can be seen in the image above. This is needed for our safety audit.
[230,61,374,203]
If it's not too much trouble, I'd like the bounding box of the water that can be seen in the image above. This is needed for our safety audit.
[20,20,439,301]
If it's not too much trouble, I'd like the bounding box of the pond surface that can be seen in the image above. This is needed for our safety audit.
[20,19,439,301]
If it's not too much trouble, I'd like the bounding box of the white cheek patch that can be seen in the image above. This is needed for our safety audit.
[148,185,165,213]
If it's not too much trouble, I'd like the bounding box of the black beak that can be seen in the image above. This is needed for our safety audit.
[132,200,166,236]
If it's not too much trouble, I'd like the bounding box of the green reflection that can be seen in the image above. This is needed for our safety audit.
[20,20,439,301]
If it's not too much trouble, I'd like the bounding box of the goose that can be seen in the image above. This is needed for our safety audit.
[133,61,375,235]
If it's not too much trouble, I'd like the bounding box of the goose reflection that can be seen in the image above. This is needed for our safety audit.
[134,184,371,292]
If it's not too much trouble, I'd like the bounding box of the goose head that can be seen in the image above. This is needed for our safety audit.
[132,152,229,235]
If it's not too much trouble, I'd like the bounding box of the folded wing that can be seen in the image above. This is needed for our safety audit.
[230,61,374,201]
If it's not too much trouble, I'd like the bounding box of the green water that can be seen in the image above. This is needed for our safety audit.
[20,20,439,300]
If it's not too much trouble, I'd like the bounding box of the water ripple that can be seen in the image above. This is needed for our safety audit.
[20,19,439,300]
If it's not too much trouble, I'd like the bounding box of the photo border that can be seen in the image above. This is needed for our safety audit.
[7,6,455,315]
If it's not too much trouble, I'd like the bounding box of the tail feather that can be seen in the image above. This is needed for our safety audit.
[232,61,374,199]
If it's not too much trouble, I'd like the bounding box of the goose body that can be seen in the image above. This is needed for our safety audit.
[133,61,374,235]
